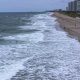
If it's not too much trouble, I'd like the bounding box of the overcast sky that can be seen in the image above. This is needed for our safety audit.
[0,0,72,12]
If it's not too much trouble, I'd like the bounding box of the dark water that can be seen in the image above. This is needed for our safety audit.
[0,12,43,45]
[0,12,37,35]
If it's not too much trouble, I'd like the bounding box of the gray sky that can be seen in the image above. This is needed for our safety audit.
[0,0,72,12]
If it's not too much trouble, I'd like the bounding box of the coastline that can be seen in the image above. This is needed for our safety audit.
[53,12,80,41]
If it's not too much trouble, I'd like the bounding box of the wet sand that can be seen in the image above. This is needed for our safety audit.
[53,12,80,41]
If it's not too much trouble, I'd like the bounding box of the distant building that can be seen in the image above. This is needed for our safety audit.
[54,9,63,12]
[66,0,80,12]
[76,0,80,11]
[66,7,68,11]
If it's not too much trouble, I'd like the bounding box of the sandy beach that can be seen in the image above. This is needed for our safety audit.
[54,12,80,41]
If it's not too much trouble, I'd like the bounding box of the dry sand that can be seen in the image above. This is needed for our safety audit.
[54,12,80,41]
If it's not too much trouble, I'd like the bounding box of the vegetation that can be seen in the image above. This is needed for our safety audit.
[59,11,80,18]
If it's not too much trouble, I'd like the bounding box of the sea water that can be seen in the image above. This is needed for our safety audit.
[0,12,80,80]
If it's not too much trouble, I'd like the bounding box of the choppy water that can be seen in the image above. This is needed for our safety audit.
[0,12,80,80]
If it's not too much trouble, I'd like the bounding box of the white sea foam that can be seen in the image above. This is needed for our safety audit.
[1,12,80,80]
[0,55,37,80]
[0,13,47,80]
[0,60,25,80]
[19,25,33,30]
[3,32,44,43]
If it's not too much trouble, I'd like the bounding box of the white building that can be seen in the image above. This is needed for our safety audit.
[67,0,80,12]
[76,0,80,11]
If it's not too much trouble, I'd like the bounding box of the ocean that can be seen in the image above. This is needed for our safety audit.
[0,12,80,80]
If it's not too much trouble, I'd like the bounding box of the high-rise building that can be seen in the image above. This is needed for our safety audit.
[67,0,80,12]
[76,0,80,11]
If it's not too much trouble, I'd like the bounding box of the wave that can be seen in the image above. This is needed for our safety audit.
[1,12,80,80]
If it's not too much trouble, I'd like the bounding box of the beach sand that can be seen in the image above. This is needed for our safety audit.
[53,12,80,41]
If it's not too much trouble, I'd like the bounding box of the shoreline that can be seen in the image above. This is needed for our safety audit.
[53,12,80,41]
